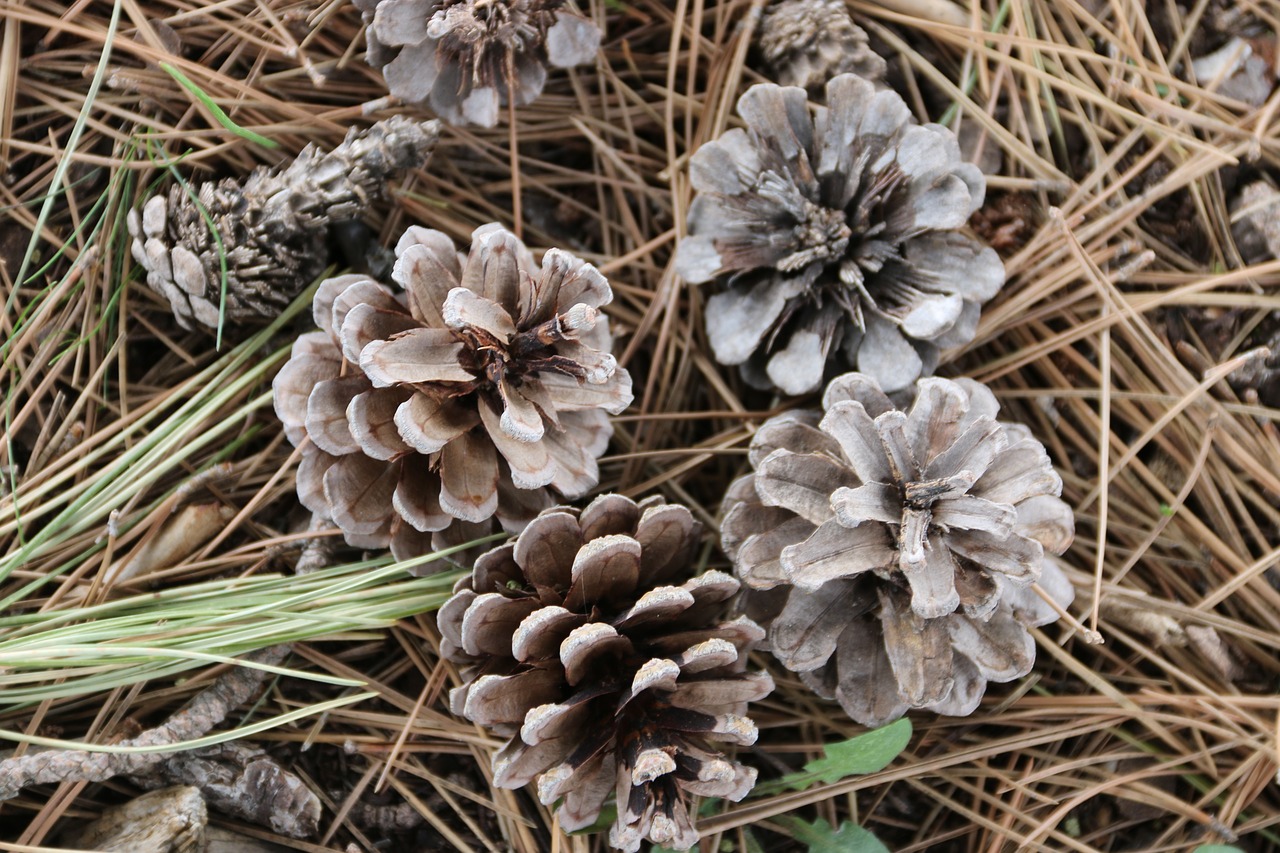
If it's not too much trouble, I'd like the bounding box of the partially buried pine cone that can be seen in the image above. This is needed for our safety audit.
[721,373,1075,726]
[272,223,632,563]
[440,494,773,851]
[758,0,886,93]
[677,74,1003,395]
[356,0,601,127]
[130,116,440,330]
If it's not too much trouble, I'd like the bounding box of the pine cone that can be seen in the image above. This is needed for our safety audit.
[758,0,886,93]
[676,74,1003,395]
[355,0,601,127]
[721,373,1075,726]
[272,223,633,563]
[440,494,772,852]
[129,116,440,330]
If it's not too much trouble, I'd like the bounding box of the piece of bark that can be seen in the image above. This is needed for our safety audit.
[64,785,206,852]
[130,741,320,839]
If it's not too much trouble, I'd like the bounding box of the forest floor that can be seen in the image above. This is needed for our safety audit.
[1,0,1279,850]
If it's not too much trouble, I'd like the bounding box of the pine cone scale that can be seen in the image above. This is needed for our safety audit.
[781,518,894,590]
[348,387,413,460]
[879,590,955,704]
[322,454,398,534]
[306,380,367,456]
[438,431,499,522]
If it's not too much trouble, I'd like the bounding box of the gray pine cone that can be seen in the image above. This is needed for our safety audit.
[676,74,1003,395]
[355,0,601,127]
[440,494,772,852]
[129,116,440,330]
[758,0,886,93]
[721,373,1075,726]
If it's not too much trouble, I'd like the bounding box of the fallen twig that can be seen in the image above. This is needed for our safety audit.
[0,645,290,800]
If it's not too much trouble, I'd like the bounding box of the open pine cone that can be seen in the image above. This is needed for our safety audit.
[356,0,601,127]
[129,116,440,330]
[758,0,886,93]
[272,223,632,564]
[441,494,772,851]
[721,373,1075,726]
[676,73,1003,395]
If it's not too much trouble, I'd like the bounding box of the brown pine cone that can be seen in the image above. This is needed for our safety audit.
[129,116,440,330]
[440,495,773,851]
[676,74,1003,395]
[721,373,1075,726]
[355,0,601,127]
[758,0,886,94]
[272,224,632,564]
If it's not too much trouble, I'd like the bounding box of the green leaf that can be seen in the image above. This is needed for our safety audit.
[1192,846,1247,853]
[159,62,279,149]
[778,817,891,853]
[753,718,912,796]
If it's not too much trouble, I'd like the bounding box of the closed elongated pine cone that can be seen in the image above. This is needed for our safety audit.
[676,74,1003,395]
[721,373,1075,726]
[441,495,773,851]
[129,116,440,330]
[758,0,886,93]
[356,0,601,127]
[272,223,633,564]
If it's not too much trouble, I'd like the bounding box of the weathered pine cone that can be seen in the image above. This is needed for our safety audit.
[272,223,632,563]
[130,116,440,330]
[441,495,772,851]
[676,74,1003,395]
[721,373,1075,726]
[758,0,886,93]
[356,0,601,127]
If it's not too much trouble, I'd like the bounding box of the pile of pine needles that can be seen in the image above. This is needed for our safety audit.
[2,0,1279,849]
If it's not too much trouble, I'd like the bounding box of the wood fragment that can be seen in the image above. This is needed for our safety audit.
[64,785,206,853]
[129,741,320,839]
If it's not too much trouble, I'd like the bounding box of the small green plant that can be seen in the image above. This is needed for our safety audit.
[752,718,913,797]
[776,817,891,853]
